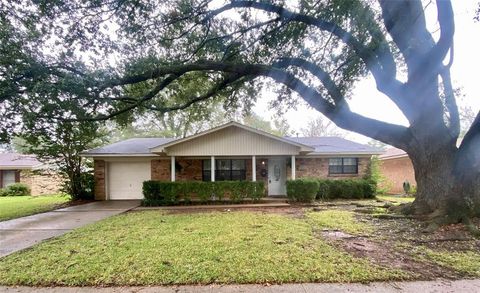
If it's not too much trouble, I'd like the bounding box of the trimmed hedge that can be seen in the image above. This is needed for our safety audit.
[316,179,376,200]
[142,181,265,206]
[286,179,319,203]
[0,183,31,196]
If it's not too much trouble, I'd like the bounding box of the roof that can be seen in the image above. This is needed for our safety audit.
[82,123,382,157]
[150,121,314,153]
[285,137,384,155]
[82,138,175,156]
[0,153,43,169]
[378,147,408,160]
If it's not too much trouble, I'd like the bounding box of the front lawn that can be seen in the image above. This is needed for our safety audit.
[0,194,70,221]
[376,195,415,204]
[0,211,408,286]
[307,210,372,235]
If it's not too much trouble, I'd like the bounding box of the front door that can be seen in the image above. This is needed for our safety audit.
[268,158,286,196]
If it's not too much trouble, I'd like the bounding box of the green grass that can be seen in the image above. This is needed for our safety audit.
[376,195,415,204]
[410,246,480,277]
[307,210,372,235]
[0,211,408,286]
[0,194,70,221]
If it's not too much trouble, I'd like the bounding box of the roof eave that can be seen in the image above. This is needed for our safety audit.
[307,151,383,156]
[379,154,409,160]
[80,153,161,157]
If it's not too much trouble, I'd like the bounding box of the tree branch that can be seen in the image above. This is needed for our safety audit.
[55,74,181,122]
[440,67,460,139]
[140,73,247,113]
[431,0,455,69]
[43,60,411,148]
[209,1,397,82]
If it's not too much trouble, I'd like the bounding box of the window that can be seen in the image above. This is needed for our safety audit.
[202,159,247,181]
[328,158,358,175]
[2,170,16,188]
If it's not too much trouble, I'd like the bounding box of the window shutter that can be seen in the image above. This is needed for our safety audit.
[15,170,20,183]
[0,170,3,188]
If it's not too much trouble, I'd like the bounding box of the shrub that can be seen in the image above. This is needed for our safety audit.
[0,183,31,196]
[78,172,95,200]
[141,181,265,206]
[286,179,319,203]
[316,179,375,200]
[403,181,411,194]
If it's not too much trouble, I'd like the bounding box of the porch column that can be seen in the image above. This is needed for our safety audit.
[211,156,215,182]
[171,156,175,182]
[252,155,256,182]
[291,155,296,180]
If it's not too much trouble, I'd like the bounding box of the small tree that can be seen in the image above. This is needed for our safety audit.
[18,121,104,200]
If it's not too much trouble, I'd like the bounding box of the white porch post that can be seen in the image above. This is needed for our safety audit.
[252,155,256,182]
[291,155,296,180]
[171,156,175,182]
[211,156,215,182]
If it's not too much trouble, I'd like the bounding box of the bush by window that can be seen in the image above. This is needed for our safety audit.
[316,179,375,200]
[0,183,31,196]
[286,179,319,203]
[142,180,265,206]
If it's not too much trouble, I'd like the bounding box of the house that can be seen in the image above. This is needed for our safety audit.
[82,122,383,200]
[0,153,63,195]
[378,148,416,194]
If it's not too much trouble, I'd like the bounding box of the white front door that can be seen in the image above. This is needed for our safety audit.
[268,158,286,196]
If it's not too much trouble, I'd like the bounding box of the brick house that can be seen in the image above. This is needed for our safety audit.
[378,148,416,194]
[82,122,382,200]
[0,153,63,195]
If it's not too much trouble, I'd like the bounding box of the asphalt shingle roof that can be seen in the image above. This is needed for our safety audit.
[0,153,42,168]
[284,137,383,154]
[379,147,408,159]
[83,136,382,155]
[83,138,175,155]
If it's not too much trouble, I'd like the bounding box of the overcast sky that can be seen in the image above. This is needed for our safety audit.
[253,1,480,143]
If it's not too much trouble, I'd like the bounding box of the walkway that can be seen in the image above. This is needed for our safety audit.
[0,200,140,257]
[1,279,479,292]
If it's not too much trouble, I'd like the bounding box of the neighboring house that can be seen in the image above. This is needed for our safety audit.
[0,153,63,195]
[378,148,416,194]
[82,122,383,200]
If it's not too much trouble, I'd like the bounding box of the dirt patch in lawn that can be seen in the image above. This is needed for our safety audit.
[308,199,479,280]
[320,230,462,280]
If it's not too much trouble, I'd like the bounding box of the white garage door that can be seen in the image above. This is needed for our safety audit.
[108,161,151,200]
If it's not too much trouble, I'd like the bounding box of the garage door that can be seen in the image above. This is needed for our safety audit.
[108,161,151,200]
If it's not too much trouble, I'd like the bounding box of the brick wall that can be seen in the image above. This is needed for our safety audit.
[151,159,171,181]
[289,157,370,180]
[151,159,203,181]
[379,157,416,194]
[20,170,63,196]
[175,159,203,181]
[94,160,106,200]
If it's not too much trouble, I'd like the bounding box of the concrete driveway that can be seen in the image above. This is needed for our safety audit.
[0,200,140,258]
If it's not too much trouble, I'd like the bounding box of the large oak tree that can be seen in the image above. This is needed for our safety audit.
[1,0,479,224]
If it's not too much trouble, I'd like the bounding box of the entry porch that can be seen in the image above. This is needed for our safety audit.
[152,155,298,197]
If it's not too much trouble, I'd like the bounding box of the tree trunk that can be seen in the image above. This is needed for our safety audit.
[407,142,480,222]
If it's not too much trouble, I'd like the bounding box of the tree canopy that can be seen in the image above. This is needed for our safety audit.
[1,0,479,221]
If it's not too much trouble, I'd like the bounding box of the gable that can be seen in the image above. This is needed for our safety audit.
[158,126,303,156]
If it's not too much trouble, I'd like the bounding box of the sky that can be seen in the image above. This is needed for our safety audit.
[253,1,480,143]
